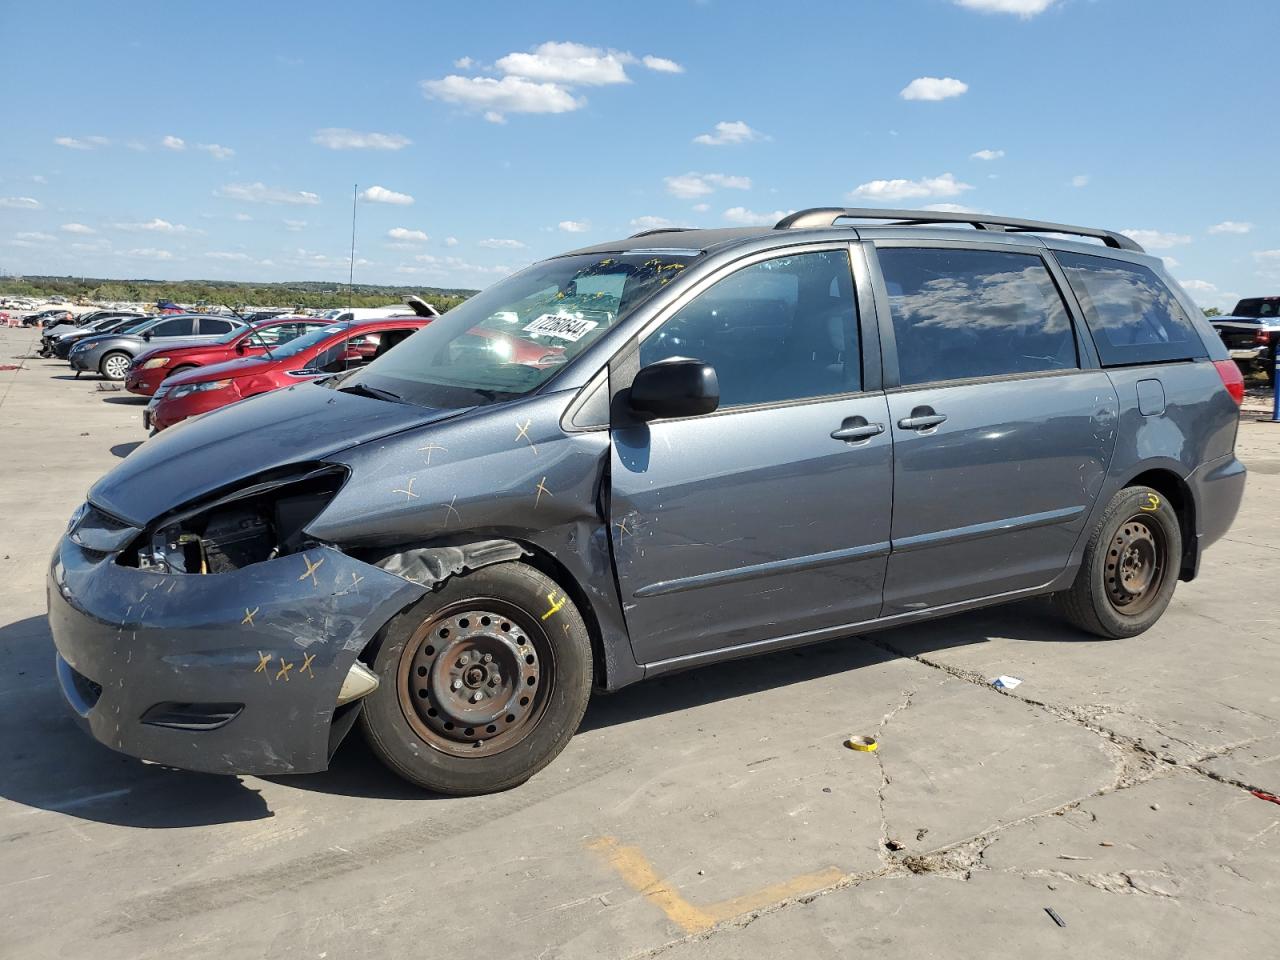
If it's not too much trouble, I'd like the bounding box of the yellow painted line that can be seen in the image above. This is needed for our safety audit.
[587,836,844,934]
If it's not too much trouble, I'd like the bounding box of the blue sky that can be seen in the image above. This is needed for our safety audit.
[1,0,1276,308]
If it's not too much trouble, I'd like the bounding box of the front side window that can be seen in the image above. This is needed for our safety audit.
[153,317,195,337]
[1056,252,1204,366]
[339,252,699,408]
[639,250,859,408]
[878,247,1077,386]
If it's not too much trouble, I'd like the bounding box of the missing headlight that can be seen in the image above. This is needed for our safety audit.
[125,464,348,574]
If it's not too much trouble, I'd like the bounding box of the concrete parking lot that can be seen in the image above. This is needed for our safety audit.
[1,323,1277,959]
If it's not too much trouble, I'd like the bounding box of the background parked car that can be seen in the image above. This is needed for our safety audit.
[48,314,150,359]
[147,316,427,431]
[41,312,144,355]
[125,315,331,397]
[69,314,248,380]
[23,308,72,327]
[1212,296,1280,385]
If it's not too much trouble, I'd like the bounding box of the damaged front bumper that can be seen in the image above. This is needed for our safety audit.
[48,536,425,775]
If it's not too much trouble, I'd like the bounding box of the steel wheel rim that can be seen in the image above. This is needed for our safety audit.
[396,599,554,758]
[1104,515,1167,616]
[103,355,128,379]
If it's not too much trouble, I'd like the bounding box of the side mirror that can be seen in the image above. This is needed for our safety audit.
[142,332,152,341]
[628,357,719,420]
[235,340,248,354]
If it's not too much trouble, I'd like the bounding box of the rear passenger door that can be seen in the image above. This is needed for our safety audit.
[871,243,1119,615]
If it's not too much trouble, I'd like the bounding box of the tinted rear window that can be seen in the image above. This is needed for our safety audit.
[877,247,1077,386]
[1231,298,1280,319]
[1056,252,1204,366]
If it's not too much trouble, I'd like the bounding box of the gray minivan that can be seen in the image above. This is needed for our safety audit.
[49,208,1246,795]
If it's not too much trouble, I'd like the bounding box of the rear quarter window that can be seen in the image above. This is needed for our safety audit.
[1055,252,1205,366]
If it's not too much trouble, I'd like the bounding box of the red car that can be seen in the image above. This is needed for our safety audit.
[125,316,329,397]
[146,317,428,432]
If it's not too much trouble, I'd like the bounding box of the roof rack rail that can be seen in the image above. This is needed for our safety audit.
[627,226,697,239]
[774,207,1143,252]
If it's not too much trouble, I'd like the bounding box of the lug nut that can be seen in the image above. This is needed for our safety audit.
[451,679,463,691]
[488,676,498,687]
[482,653,493,663]
[458,653,470,666]
[471,691,483,703]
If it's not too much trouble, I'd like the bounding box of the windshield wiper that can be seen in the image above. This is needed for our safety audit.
[338,381,403,403]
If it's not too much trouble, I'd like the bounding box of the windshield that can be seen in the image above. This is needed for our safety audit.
[267,324,349,359]
[1231,298,1280,320]
[339,251,697,407]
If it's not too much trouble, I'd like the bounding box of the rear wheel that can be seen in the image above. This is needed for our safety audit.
[99,351,130,381]
[359,561,592,795]
[1055,485,1181,639]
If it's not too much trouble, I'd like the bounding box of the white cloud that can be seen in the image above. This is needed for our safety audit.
[1208,221,1252,235]
[664,172,752,199]
[479,238,526,249]
[61,223,94,234]
[723,206,791,226]
[692,203,710,213]
[312,128,412,151]
[218,182,321,205]
[1253,250,1280,280]
[233,212,253,222]
[849,172,973,202]
[922,203,984,213]
[422,74,584,122]
[54,135,109,150]
[14,232,54,244]
[1161,256,1181,270]
[207,251,252,261]
[444,236,459,247]
[388,227,429,242]
[1122,229,1192,250]
[954,0,1057,17]
[113,218,195,234]
[31,175,47,184]
[629,216,681,231]
[1070,174,1090,188]
[694,120,767,146]
[642,55,684,73]
[1179,279,1217,293]
[283,219,307,231]
[360,185,415,205]
[496,41,631,86]
[198,143,235,159]
[970,148,1004,160]
[558,220,589,233]
[123,247,174,260]
[162,135,186,151]
[900,77,968,101]
[0,196,41,210]
[454,56,474,69]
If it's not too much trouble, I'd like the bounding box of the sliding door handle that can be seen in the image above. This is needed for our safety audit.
[898,410,947,430]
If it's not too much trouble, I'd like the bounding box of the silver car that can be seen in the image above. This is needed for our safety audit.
[68,314,248,380]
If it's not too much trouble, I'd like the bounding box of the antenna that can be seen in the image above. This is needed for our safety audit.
[348,183,358,310]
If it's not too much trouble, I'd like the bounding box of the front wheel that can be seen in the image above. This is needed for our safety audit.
[99,351,131,381]
[358,561,592,795]
[1054,485,1182,639]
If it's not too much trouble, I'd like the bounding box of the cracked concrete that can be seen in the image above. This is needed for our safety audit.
[1,326,1278,959]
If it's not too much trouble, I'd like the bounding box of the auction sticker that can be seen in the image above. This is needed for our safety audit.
[523,313,599,342]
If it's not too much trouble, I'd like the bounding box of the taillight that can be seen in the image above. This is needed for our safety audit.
[1212,359,1245,406]
[1257,329,1269,345]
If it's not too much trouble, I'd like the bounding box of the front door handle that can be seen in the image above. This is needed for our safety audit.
[831,417,885,442]
[898,407,948,430]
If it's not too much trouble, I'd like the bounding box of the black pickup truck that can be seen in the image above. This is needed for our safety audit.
[1212,297,1280,384]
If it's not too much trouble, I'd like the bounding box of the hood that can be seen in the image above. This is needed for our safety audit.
[167,354,275,384]
[89,382,470,526]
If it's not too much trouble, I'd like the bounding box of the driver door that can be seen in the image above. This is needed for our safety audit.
[609,246,893,667]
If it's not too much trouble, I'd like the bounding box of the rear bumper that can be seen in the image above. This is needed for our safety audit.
[47,536,425,775]
[1229,346,1267,362]
[1185,453,1247,576]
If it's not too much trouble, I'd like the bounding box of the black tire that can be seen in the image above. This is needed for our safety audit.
[359,561,592,795]
[99,350,131,381]
[1055,485,1182,639]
